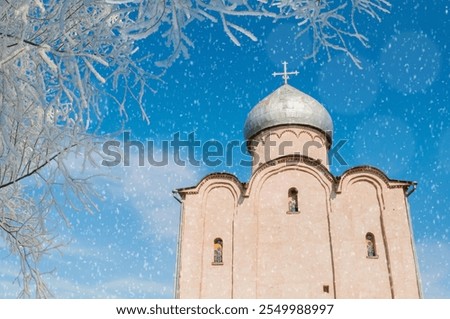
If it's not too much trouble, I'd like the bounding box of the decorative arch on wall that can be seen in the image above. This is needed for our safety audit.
[178,174,241,298]
[177,172,244,199]
[245,154,335,199]
[337,166,413,210]
[265,131,283,141]
[312,133,326,146]
[296,129,315,140]
[337,168,389,210]
[259,127,327,149]
[247,124,331,151]
[337,167,402,298]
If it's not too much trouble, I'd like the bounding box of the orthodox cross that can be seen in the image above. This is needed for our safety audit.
[272,61,299,85]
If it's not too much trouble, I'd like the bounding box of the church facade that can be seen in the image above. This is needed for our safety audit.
[173,80,421,298]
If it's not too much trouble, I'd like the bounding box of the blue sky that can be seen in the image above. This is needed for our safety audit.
[1,1,449,298]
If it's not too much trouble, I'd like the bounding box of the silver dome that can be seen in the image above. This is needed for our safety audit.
[244,84,333,141]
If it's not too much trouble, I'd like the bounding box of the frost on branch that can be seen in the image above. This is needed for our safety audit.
[0,0,390,298]
[272,0,391,68]
[103,1,390,68]
[0,0,143,297]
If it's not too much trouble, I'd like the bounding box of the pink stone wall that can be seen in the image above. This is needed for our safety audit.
[252,167,334,298]
[331,181,392,298]
[176,127,420,299]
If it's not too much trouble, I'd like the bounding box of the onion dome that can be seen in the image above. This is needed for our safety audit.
[244,84,333,142]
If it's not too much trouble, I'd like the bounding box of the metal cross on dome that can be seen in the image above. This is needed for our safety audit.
[272,61,299,85]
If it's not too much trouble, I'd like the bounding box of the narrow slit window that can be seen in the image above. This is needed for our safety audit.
[288,188,299,213]
[213,238,223,264]
[366,233,377,257]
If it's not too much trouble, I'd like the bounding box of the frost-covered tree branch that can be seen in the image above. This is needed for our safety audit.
[0,0,390,298]
[272,0,391,67]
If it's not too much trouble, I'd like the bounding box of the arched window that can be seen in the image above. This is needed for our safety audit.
[213,238,223,264]
[288,188,299,213]
[366,233,377,257]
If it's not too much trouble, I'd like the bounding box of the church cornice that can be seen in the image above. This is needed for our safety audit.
[254,153,335,182]
[176,172,245,196]
[174,160,416,199]
[336,165,416,194]
[243,154,336,197]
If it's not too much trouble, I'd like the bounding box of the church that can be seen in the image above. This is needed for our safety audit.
[173,64,421,299]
